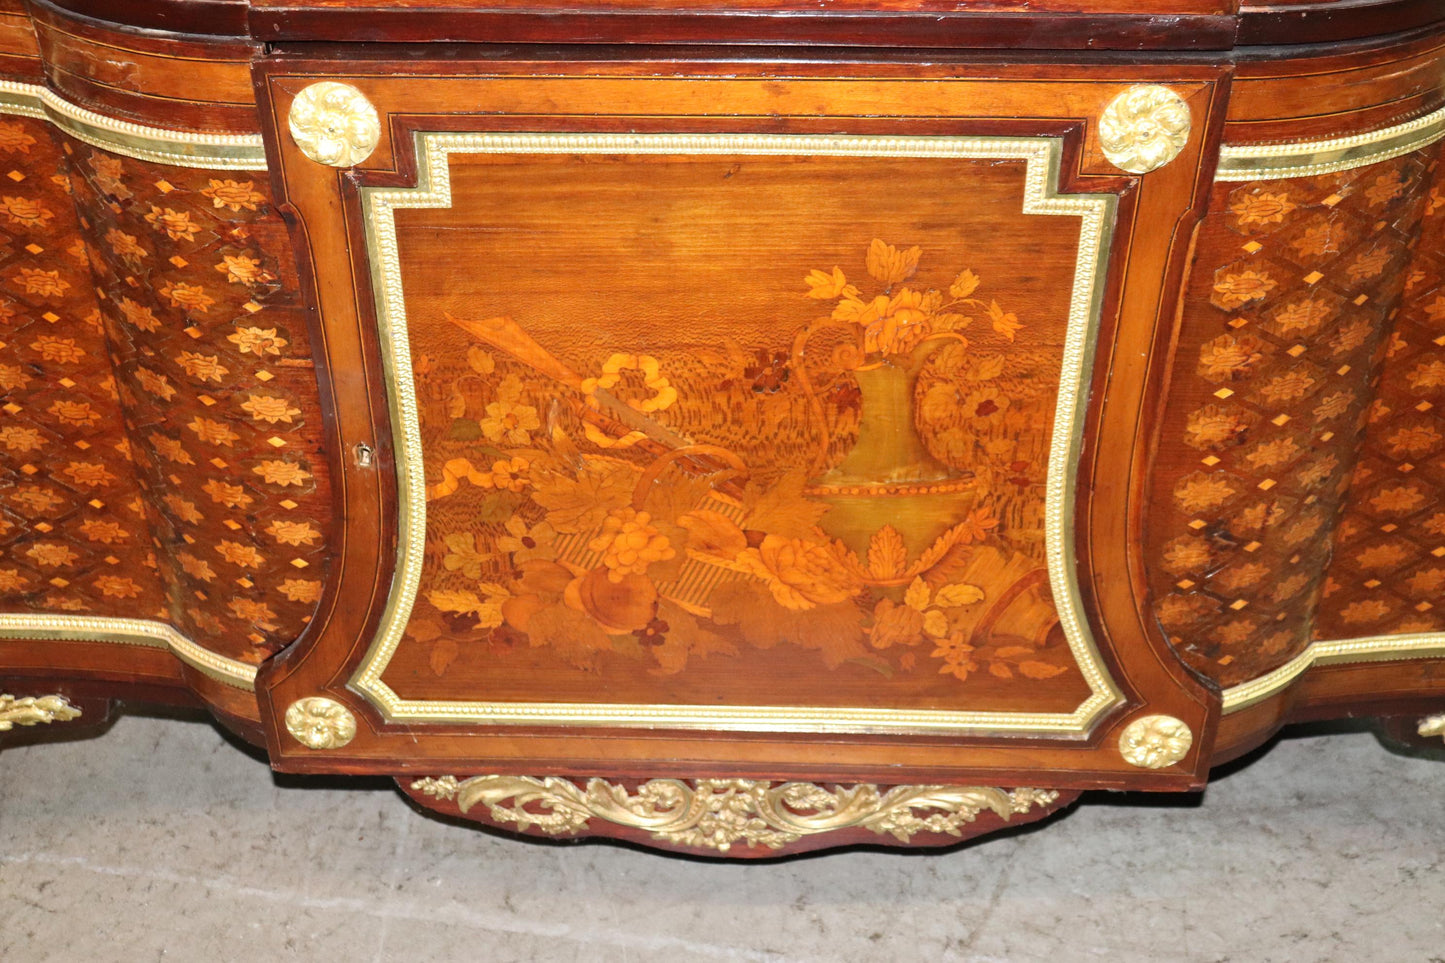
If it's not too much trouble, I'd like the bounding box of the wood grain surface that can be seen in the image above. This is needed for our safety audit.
[0,0,1443,856]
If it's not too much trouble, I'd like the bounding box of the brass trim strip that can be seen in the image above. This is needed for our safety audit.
[0,614,258,689]
[1217,103,1445,181]
[0,79,266,170]
[1221,632,1445,713]
[353,129,1123,736]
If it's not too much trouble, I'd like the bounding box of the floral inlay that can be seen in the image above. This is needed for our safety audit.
[0,119,170,620]
[1149,148,1438,685]
[1316,148,1445,639]
[414,239,1076,690]
[52,140,334,666]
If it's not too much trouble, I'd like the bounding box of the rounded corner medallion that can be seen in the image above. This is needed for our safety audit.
[288,81,380,168]
[1098,85,1192,175]
[285,696,357,749]
[1118,714,1193,769]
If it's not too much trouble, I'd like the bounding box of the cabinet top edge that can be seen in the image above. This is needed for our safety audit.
[25,0,1445,52]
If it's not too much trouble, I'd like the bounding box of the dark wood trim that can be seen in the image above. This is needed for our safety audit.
[25,0,1445,55]
[32,0,250,38]
[248,8,1238,50]
[1238,0,1445,47]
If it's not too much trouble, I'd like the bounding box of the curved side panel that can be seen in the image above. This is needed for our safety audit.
[1151,90,1445,720]
[1147,146,1440,689]
[0,84,332,702]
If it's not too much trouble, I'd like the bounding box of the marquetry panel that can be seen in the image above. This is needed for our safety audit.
[1147,147,1437,686]
[0,116,169,620]
[397,152,1090,714]
[257,63,1232,786]
[1315,156,1445,639]
[63,141,331,667]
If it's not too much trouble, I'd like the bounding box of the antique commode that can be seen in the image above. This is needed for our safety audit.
[1,0,1443,856]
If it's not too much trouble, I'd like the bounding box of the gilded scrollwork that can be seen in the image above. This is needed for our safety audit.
[0,693,81,730]
[412,774,1059,852]
[287,82,380,168]
[1118,714,1193,769]
[1098,85,1192,175]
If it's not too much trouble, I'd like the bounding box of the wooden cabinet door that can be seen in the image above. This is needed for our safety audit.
[255,59,1226,788]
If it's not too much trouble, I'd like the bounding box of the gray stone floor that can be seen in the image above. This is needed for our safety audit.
[1,709,1442,962]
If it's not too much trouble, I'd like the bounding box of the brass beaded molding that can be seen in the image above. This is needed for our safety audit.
[0,80,265,169]
[0,616,257,690]
[412,774,1061,852]
[1217,101,1445,182]
[1221,633,1445,713]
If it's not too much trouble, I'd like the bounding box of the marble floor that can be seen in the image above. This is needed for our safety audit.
[1,709,1442,962]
